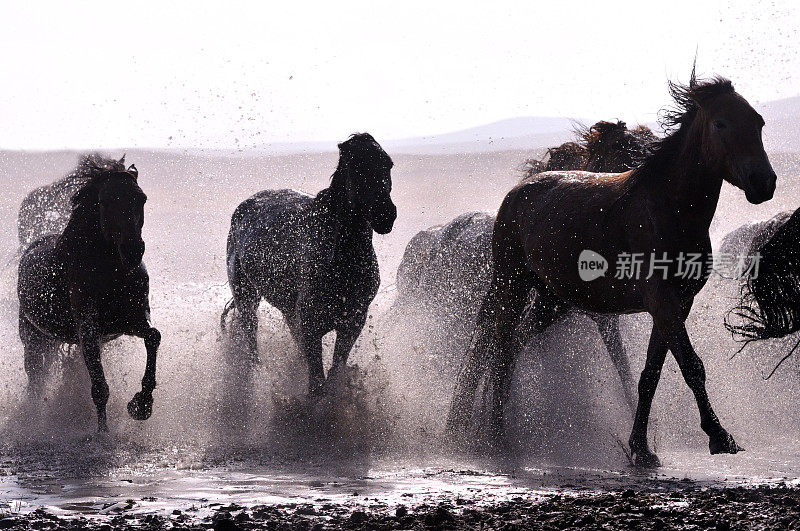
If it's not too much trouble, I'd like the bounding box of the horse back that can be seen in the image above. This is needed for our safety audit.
[228,189,314,307]
[396,211,494,308]
[497,171,646,312]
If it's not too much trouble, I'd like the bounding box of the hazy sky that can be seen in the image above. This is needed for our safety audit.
[1,1,798,149]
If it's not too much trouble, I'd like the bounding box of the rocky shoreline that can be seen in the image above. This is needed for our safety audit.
[1,484,799,530]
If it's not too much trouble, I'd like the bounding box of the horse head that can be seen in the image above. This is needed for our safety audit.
[671,71,776,204]
[335,133,397,234]
[95,163,147,269]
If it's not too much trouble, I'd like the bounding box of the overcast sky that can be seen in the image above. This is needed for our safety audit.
[1,1,798,150]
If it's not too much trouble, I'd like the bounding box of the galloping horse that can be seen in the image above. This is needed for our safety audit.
[17,155,159,432]
[399,121,653,411]
[222,133,396,395]
[448,73,776,467]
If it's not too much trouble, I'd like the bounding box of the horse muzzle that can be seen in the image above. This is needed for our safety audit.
[118,239,145,269]
[739,158,777,205]
[370,201,397,235]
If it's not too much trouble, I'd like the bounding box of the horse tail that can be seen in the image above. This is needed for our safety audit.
[220,297,236,332]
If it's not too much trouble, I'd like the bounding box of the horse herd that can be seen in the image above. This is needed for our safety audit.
[11,71,798,468]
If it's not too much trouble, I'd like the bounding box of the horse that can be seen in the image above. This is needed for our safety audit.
[17,155,160,432]
[17,155,108,247]
[725,207,800,364]
[522,141,588,177]
[720,211,791,265]
[397,121,654,412]
[447,71,776,468]
[520,122,656,179]
[222,133,396,395]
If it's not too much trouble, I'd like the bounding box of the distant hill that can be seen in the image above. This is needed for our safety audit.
[248,117,585,155]
[385,116,585,154]
[246,95,799,155]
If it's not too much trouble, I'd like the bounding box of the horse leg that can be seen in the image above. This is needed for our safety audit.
[647,287,742,457]
[590,313,637,416]
[228,254,260,363]
[233,286,260,364]
[486,261,537,443]
[664,324,741,455]
[298,329,325,395]
[329,312,367,381]
[127,325,161,421]
[628,325,668,467]
[19,314,56,397]
[78,319,109,432]
[446,287,498,437]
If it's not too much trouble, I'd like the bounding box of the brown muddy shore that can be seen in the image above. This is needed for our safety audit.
[2,484,799,530]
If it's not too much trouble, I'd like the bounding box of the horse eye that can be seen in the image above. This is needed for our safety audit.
[713,120,727,130]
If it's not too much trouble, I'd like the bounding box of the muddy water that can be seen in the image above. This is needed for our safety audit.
[1,149,800,518]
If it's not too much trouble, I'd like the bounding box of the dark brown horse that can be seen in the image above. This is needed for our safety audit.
[222,133,396,395]
[17,156,159,432]
[448,72,776,467]
[399,121,655,412]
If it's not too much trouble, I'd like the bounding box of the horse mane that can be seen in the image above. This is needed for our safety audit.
[70,154,134,208]
[617,73,735,199]
[579,120,629,150]
[521,141,588,178]
[726,207,800,345]
[521,120,655,179]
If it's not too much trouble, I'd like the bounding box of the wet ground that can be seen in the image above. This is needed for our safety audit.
[2,439,800,529]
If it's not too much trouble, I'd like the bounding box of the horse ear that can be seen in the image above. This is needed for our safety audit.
[128,164,138,179]
[120,154,126,165]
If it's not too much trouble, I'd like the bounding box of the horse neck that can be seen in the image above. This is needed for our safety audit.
[56,203,117,266]
[649,124,723,234]
[318,180,372,240]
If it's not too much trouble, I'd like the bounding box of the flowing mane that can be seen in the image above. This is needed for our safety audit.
[521,120,656,179]
[70,155,137,209]
[617,74,736,199]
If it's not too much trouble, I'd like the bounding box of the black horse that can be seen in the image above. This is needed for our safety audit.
[222,133,396,394]
[17,155,160,432]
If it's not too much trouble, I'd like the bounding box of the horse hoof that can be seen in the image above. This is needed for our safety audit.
[127,392,153,421]
[632,450,661,468]
[709,431,744,455]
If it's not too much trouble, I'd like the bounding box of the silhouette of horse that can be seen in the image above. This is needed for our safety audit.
[17,155,159,432]
[447,72,776,467]
[726,208,800,367]
[522,142,588,177]
[520,122,656,179]
[16,155,118,247]
[397,121,654,412]
[720,212,791,268]
[222,133,396,394]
